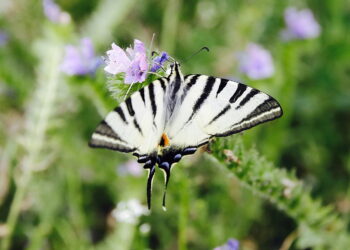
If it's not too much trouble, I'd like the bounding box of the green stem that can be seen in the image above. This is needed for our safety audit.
[1,44,62,250]
[178,170,189,250]
[82,0,137,48]
[210,137,350,249]
[161,0,182,53]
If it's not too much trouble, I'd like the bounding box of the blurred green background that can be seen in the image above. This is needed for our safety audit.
[0,0,349,249]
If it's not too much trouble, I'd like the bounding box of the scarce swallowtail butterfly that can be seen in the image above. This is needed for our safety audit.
[89,62,283,209]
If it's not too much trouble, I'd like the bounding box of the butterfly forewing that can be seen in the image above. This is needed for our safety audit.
[89,78,168,155]
[166,74,282,148]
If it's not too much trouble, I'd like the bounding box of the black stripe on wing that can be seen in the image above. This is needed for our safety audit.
[229,83,247,103]
[139,88,146,104]
[159,78,166,91]
[216,79,228,97]
[186,76,216,122]
[180,74,200,102]
[237,89,259,109]
[133,119,143,135]
[114,107,128,124]
[89,121,136,152]
[92,120,127,143]
[89,137,136,152]
[125,98,135,116]
[149,82,157,117]
[170,65,182,100]
[208,104,231,125]
[214,96,283,137]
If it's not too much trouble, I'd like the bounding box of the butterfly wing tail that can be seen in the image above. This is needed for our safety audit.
[159,162,171,210]
[143,159,157,210]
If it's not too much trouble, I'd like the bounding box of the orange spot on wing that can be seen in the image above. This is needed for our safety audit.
[161,133,170,147]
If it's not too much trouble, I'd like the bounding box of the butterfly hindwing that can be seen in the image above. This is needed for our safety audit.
[89,78,168,156]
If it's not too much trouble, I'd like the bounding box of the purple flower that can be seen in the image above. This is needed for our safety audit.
[214,239,239,250]
[238,43,274,80]
[151,52,169,72]
[281,7,321,40]
[117,160,143,177]
[104,40,149,84]
[42,0,71,24]
[0,31,8,47]
[61,38,101,76]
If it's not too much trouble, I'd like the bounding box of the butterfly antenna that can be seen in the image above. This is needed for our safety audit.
[124,83,134,100]
[151,51,159,57]
[183,46,210,63]
[145,164,156,209]
[159,162,171,211]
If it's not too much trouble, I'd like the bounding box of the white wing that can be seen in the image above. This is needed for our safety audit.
[89,78,168,156]
[165,74,283,148]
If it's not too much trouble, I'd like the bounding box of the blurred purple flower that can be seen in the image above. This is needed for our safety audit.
[61,38,101,76]
[104,39,149,84]
[0,31,8,47]
[214,238,239,250]
[117,160,143,177]
[281,7,321,40]
[238,43,274,80]
[42,0,70,24]
[151,52,169,72]
[43,0,70,24]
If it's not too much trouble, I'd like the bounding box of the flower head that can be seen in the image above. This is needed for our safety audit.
[214,238,239,250]
[151,52,169,72]
[42,0,71,24]
[117,160,143,177]
[112,199,149,224]
[238,43,274,80]
[281,7,321,40]
[104,39,149,84]
[61,38,101,76]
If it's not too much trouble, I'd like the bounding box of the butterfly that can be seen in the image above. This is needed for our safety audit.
[89,62,283,209]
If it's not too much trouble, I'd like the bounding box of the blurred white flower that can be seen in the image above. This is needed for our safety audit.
[42,0,71,24]
[117,160,143,177]
[139,223,151,234]
[281,178,297,198]
[112,199,149,224]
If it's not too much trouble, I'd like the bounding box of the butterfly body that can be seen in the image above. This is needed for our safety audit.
[89,62,283,209]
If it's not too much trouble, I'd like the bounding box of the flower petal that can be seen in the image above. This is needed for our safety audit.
[104,43,132,75]
[151,51,169,72]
